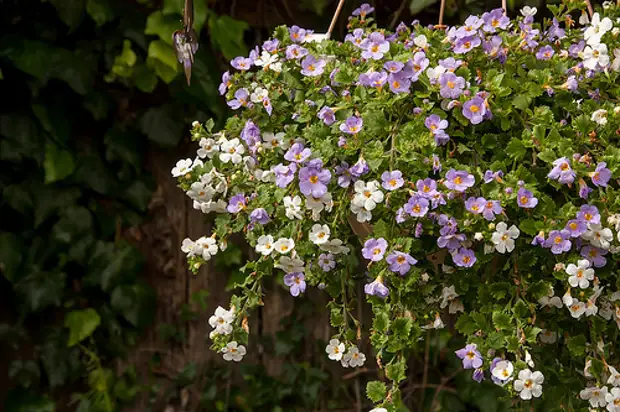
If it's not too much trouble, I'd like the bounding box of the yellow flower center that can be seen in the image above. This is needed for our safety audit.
[310,175,319,184]
[470,104,479,113]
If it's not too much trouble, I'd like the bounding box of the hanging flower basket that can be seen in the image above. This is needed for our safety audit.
[173,1,620,409]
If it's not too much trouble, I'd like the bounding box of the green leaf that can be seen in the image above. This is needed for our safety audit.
[208,15,249,61]
[41,329,82,387]
[519,218,539,236]
[523,326,542,344]
[0,233,22,282]
[385,359,406,383]
[492,311,512,331]
[391,317,413,340]
[16,271,66,312]
[330,308,344,327]
[409,0,438,15]
[373,311,390,333]
[43,143,75,183]
[147,40,179,83]
[512,94,531,111]
[366,381,387,403]
[162,0,208,32]
[145,11,179,44]
[46,0,85,31]
[134,65,158,93]
[566,334,587,356]
[455,313,477,335]
[512,299,529,318]
[64,308,101,347]
[488,282,511,300]
[110,282,156,328]
[139,104,184,147]
[5,387,55,412]
[506,139,526,161]
[537,149,556,163]
[86,0,114,26]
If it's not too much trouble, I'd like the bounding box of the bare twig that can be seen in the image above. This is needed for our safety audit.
[343,367,371,380]
[327,0,347,39]
[437,0,447,27]
[389,0,408,30]
[502,0,507,15]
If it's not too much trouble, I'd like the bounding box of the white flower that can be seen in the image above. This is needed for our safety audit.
[370,409,388,412]
[283,195,303,220]
[306,193,333,221]
[579,11,590,26]
[413,34,428,48]
[585,13,613,46]
[319,238,350,255]
[581,386,609,408]
[262,132,286,150]
[585,298,599,316]
[325,339,345,361]
[514,369,544,400]
[181,238,198,257]
[491,222,520,254]
[432,314,445,329]
[449,299,464,314]
[426,65,447,84]
[601,302,615,320]
[474,232,484,241]
[562,289,573,307]
[352,180,384,211]
[208,306,234,335]
[250,87,269,103]
[608,366,620,387]
[219,138,245,164]
[583,43,610,70]
[439,285,458,309]
[221,341,246,362]
[492,360,514,382]
[255,235,275,256]
[592,109,609,126]
[194,199,227,214]
[539,329,557,344]
[197,138,219,158]
[171,158,193,177]
[309,224,330,245]
[566,259,595,289]
[196,236,218,260]
[351,202,372,223]
[255,168,276,183]
[342,346,366,368]
[275,255,305,273]
[520,6,537,17]
[612,49,620,71]
[186,181,215,202]
[254,51,282,72]
[273,238,295,254]
[539,286,563,308]
[568,300,587,318]
[582,223,614,250]
[525,351,535,368]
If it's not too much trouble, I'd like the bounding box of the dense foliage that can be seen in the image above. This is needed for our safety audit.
[176,1,620,410]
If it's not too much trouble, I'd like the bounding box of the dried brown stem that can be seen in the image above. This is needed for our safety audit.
[327,0,346,39]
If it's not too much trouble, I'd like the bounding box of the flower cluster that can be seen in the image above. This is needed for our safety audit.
[173,2,620,410]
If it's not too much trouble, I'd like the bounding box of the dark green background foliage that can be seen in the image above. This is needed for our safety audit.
[0,0,545,410]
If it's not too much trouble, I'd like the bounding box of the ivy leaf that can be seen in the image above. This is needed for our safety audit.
[46,0,85,31]
[366,381,387,403]
[43,143,75,183]
[0,232,22,283]
[8,360,40,388]
[86,0,114,26]
[16,271,66,313]
[110,282,156,328]
[139,104,184,147]
[147,40,179,83]
[208,15,249,61]
[64,308,101,347]
[567,334,587,356]
[145,11,179,44]
[5,387,55,412]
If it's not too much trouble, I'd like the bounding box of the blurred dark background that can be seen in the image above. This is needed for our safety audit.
[0,0,554,411]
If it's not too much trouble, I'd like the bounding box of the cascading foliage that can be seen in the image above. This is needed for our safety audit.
[173,1,620,409]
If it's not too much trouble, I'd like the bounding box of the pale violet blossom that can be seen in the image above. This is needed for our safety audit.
[326,338,345,361]
[514,369,544,400]
[566,259,595,289]
[222,341,246,362]
[491,222,520,254]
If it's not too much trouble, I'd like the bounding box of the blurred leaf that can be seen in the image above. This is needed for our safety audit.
[107,40,137,80]
[52,206,94,243]
[65,308,101,347]
[40,329,82,387]
[4,387,55,412]
[73,154,115,194]
[44,143,75,183]
[111,282,156,328]
[8,360,40,388]
[32,104,71,143]
[147,40,179,83]
[208,15,248,61]
[145,11,179,44]
[139,104,183,147]
[366,381,387,402]
[123,178,154,211]
[409,0,439,16]
[16,271,66,312]
[45,0,85,31]
[299,0,330,15]
[86,0,114,26]
[0,233,22,282]
[134,64,158,92]
[85,242,143,291]
[162,0,208,32]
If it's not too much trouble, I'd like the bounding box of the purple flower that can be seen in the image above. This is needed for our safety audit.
[580,246,608,268]
[444,169,475,192]
[416,178,438,197]
[273,163,297,188]
[532,231,545,246]
[483,36,505,60]
[361,32,389,60]
[289,25,307,43]
[457,16,484,38]
[425,114,448,134]
[262,39,279,52]
[336,162,353,187]
[227,193,246,213]
[547,18,566,41]
[284,273,306,296]
[455,344,483,369]
[359,71,388,88]
[577,205,600,225]
[301,55,326,77]
[545,230,572,254]
[338,136,347,147]
[591,162,611,187]
[536,45,555,60]
[364,277,389,298]
[384,61,404,73]
[362,238,388,262]
[437,233,466,251]
[388,73,411,93]
[438,57,463,71]
[241,120,261,152]
[396,207,407,223]
[415,223,423,237]
[483,170,503,183]
[284,143,311,163]
[462,97,487,124]
[408,52,429,80]
[231,56,252,71]
[465,197,486,214]
[439,72,466,99]
[345,28,365,47]
[453,248,476,267]
[482,200,502,221]
[454,36,481,54]
[381,170,404,191]
[386,252,417,275]
[473,368,485,383]
[490,357,504,384]
[227,88,251,109]
[579,180,593,200]
[565,219,587,238]
[285,44,308,60]
[219,71,231,95]
[340,116,363,134]
[318,107,336,125]
[404,195,430,217]
[318,253,336,272]
[517,188,538,208]
[250,208,270,225]
[548,157,576,184]
[352,3,374,18]
[350,158,369,178]
[482,9,510,32]
[432,155,442,173]
[299,160,331,198]
[262,96,273,116]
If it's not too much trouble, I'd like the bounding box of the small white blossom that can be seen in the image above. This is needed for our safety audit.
[219,138,245,164]
[440,285,458,309]
[426,65,447,84]
[582,223,614,250]
[306,193,333,221]
[262,132,287,150]
[275,255,305,273]
[566,259,595,289]
[474,232,484,241]
[171,158,193,177]
[608,366,620,387]
[492,360,514,383]
[413,34,428,48]
[255,235,275,256]
[539,329,557,344]
[186,181,215,202]
[254,51,282,72]
[539,286,563,308]
[208,306,234,335]
[250,87,269,103]
[592,109,609,126]
[581,386,609,408]
[283,195,303,220]
[582,43,611,70]
[491,222,520,254]
[309,224,331,245]
[196,236,218,260]
[352,180,384,212]
[325,339,345,361]
[342,346,366,368]
[273,238,295,254]
[563,289,573,307]
[194,199,227,214]
[197,138,219,158]
[525,351,535,368]
[514,369,544,400]
[222,341,246,362]
[579,11,590,26]
[585,13,613,46]
[568,299,587,318]
[370,409,388,412]
[520,6,537,17]
[612,49,620,71]
[181,238,198,257]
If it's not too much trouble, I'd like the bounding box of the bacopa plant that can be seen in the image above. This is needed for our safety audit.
[173,1,620,409]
